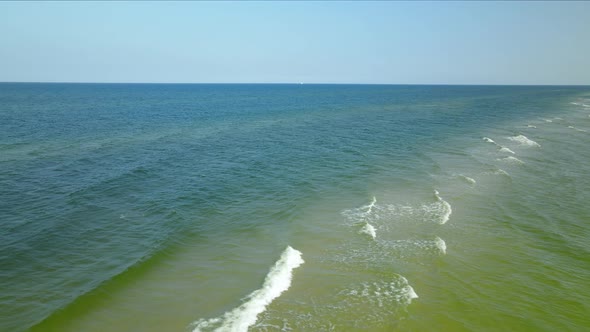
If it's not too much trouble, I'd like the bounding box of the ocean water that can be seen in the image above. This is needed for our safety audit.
[1,83,590,332]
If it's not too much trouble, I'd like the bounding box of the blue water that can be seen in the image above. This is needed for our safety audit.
[1,84,590,331]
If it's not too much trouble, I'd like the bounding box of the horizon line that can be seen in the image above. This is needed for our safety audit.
[1,81,589,87]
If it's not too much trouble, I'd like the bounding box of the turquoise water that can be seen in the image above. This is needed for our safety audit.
[1,84,590,331]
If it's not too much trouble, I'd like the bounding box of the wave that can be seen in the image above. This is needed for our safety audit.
[457,174,476,185]
[433,190,452,224]
[498,156,524,164]
[527,125,537,128]
[482,137,497,145]
[359,223,377,240]
[191,246,304,332]
[339,276,418,307]
[378,237,447,256]
[434,236,447,255]
[484,168,510,177]
[571,101,590,108]
[568,126,587,132]
[507,135,540,147]
[342,191,452,226]
[254,274,418,331]
[499,147,515,154]
[364,196,377,214]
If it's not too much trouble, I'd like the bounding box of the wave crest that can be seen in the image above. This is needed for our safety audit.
[191,246,304,332]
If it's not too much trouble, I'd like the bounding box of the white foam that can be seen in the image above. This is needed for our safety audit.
[498,156,524,164]
[340,276,418,307]
[364,196,377,214]
[458,174,476,185]
[499,146,515,154]
[360,223,377,240]
[495,169,510,176]
[343,193,452,226]
[341,197,379,225]
[483,137,496,144]
[507,135,540,147]
[543,118,553,123]
[192,246,304,332]
[435,236,447,254]
[527,125,537,128]
[432,190,452,224]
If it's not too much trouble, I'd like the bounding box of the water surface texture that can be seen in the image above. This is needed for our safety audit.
[1,84,589,331]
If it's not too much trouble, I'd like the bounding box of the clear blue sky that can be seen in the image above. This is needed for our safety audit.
[1,1,589,85]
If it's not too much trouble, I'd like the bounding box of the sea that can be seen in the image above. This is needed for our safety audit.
[1,83,589,332]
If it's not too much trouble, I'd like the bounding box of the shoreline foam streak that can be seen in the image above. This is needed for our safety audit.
[191,246,304,332]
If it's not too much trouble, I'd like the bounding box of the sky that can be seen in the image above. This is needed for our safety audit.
[0,1,589,85]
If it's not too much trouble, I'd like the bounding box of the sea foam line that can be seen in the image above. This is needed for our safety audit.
[191,246,304,332]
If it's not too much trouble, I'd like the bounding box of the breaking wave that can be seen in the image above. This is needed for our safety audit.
[507,135,540,147]
[342,191,452,226]
[498,156,524,164]
[191,246,304,332]
[499,146,516,154]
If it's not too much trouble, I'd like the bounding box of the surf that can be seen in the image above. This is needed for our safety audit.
[507,135,540,147]
[191,246,304,332]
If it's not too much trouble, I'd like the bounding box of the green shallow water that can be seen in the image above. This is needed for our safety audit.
[1,84,590,331]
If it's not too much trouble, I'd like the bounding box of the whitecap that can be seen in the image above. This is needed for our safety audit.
[435,236,447,255]
[507,135,540,147]
[483,137,496,144]
[499,146,515,154]
[379,237,447,256]
[527,125,537,128]
[498,156,524,164]
[339,276,418,307]
[458,174,476,185]
[343,192,452,226]
[191,246,304,332]
[360,223,377,240]
[341,197,378,225]
[495,169,510,176]
[432,190,452,224]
